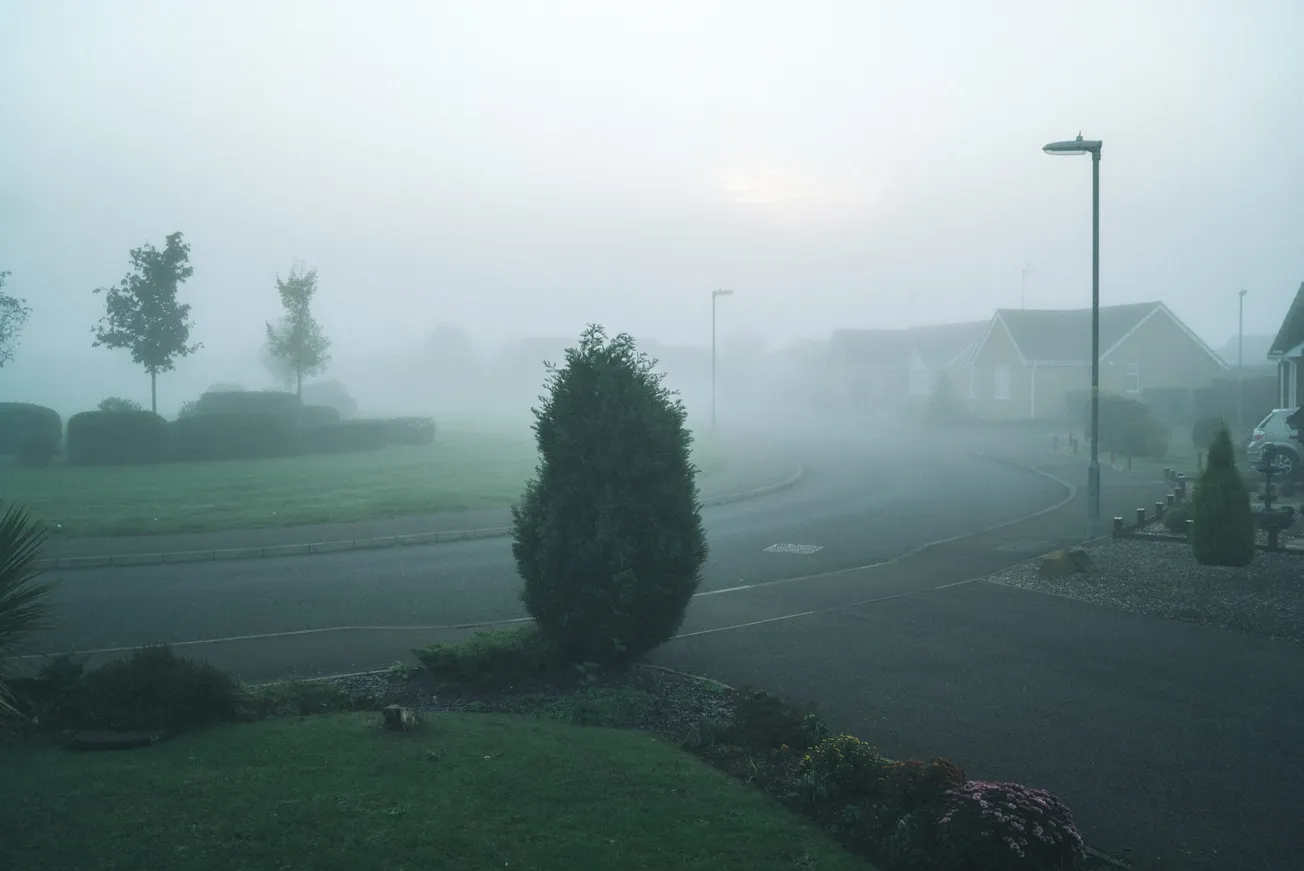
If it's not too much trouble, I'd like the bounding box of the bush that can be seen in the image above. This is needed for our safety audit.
[172,412,303,461]
[73,644,240,733]
[383,416,436,446]
[299,404,342,426]
[1191,425,1255,566]
[1162,505,1192,534]
[922,374,969,424]
[97,396,144,413]
[301,378,357,419]
[17,432,60,467]
[0,402,61,455]
[413,624,561,688]
[1091,393,1169,459]
[0,504,56,721]
[881,757,968,813]
[805,734,885,802]
[301,419,389,454]
[236,679,370,720]
[66,410,171,466]
[512,325,708,665]
[1191,416,1226,451]
[935,780,1086,871]
[188,389,303,417]
[720,687,826,753]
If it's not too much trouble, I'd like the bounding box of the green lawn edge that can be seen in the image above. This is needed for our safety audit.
[0,711,876,871]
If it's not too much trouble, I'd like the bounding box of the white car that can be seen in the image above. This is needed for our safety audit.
[1247,407,1302,480]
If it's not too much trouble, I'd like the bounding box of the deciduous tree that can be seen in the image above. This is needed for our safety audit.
[264,264,330,398]
[91,232,200,412]
[0,271,31,368]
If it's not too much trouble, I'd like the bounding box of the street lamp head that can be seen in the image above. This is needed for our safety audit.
[1043,132,1102,156]
[713,289,735,298]
[1239,288,1248,298]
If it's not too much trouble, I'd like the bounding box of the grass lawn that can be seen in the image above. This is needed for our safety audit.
[0,425,728,538]
[0,713,874,871]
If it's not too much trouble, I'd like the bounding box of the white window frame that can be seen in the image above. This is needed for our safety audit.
[1125,363,1141,394]
[994,364,1011,401]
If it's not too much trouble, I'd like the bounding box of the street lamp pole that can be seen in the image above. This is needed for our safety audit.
[711,289,734,430]
[1044,132,1104,538]
[1239,289,1248,432]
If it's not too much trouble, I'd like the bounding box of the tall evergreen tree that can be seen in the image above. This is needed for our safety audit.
[91,232,200,413]
[511,325,708,665]
[1191,424,1255,566]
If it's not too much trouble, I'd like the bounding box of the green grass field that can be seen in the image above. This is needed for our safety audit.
[0,713,874,871]
[0,425,727,538]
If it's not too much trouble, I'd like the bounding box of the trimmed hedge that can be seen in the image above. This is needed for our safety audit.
[172,413,303,461]
[383,416,436,446]
[189,390,303,417]
[0,402,61,455]
[301,419,389,454]
[300,404,342,426]
[67,410,171,466]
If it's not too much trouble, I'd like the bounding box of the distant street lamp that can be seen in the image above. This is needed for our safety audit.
[1239,289,1248,432]
[712,289,734,430]
[1043,132,1104,538]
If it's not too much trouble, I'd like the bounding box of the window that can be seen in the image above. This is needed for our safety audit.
[994,364,1011,400]
[1125,364,1141,394]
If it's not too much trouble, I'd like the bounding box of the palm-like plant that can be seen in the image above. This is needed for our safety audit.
[0,503,55,718]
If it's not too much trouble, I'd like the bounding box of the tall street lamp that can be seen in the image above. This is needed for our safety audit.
[1239,289,1248,432]
[1044,132,1104,538]
[712,289,734,429]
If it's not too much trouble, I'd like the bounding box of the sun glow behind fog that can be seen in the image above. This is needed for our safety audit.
[711,162,886,227]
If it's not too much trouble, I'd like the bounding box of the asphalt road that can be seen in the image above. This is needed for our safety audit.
[26,420,1303,870]
[34,426,1066,656]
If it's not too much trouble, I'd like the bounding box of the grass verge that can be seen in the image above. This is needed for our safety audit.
[0,712,875,871]
[0,425,728,538]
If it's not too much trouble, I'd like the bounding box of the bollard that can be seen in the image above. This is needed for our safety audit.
[1185,518,1194,536]
[1113,517,1124,536]
[1136,507,1146,527]
[1109,451,1116,464]
[1127,455,1133,471]
[1053,434,1059,451]
[1156,501,1165,518]
[1198,451,1204,472]
[1164,468,1172,480]
[1073,439,1078,455]
[1167,492,1175,506]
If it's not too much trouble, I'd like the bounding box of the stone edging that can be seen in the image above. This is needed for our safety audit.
[34,466,806,572]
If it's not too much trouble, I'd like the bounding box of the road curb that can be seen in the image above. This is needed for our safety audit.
[34,466,806,572]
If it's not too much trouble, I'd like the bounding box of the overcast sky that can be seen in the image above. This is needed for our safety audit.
[3,0,1302,377]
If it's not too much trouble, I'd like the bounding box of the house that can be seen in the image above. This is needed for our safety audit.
[828,329,913,411]
[966,302,1228,421]
[903,321,990,399]
[1268,281,1304,410]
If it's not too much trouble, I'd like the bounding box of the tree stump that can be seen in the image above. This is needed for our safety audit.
[382,705,419,732]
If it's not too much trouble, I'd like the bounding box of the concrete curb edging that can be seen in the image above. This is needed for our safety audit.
[34,466,806,572]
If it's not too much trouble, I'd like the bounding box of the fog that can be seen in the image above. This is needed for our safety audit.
[2,0,1302,422]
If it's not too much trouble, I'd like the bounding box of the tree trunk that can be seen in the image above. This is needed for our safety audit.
[150,371,157,414]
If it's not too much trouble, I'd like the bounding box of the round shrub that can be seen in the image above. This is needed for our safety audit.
[1191,416,1225,451]
[172,412,303,461]
[189,389,302,416]
[935,780,1086,871]
[511,325,708,665]
[720,688,822,753]
[301,378,357,419]
[74,645,240,734]
[66,410,171,466]
[883,757,968,812]
[1191,425,1254,566]
[805,734,885,802]
[0,402,61,455]
[97,396,144,413]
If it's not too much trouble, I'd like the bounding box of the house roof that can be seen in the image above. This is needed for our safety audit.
[905,321,990,368]
[829,329,912,368]
[1269,282,1304,358]
[989,302,1160,364]
[1215,333,1278,369]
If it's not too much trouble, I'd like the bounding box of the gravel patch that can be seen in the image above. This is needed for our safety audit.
[314,664,736,742]
[987,536,1304,646]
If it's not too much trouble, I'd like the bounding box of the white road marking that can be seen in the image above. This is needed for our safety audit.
[764,543,824,555]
